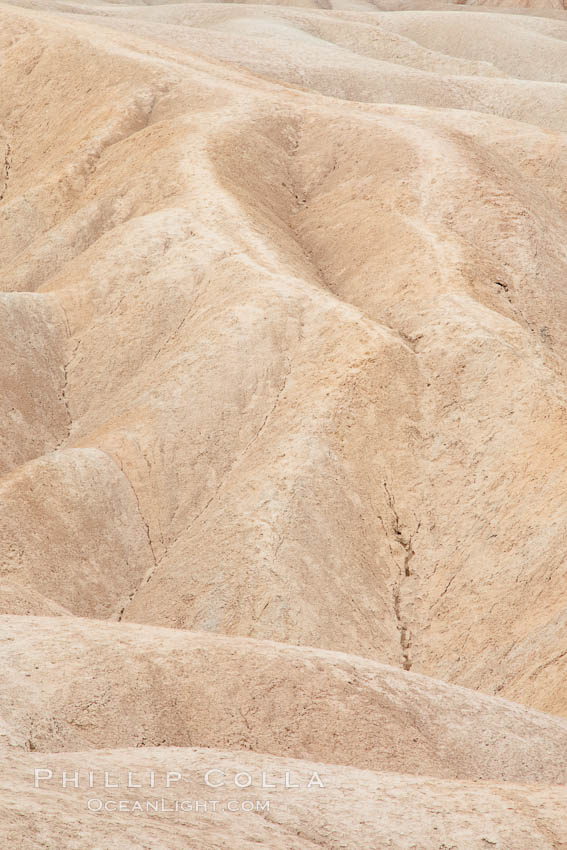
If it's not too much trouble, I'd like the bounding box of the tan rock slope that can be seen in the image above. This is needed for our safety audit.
[1,0,567,845]
[4,615,567,785]
[5,748,567,850]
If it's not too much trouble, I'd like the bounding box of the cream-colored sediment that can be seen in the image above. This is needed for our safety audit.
[1,0,567,845]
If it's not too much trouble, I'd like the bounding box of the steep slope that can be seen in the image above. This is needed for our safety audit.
[1,0,567,846]
[2,4,567,708]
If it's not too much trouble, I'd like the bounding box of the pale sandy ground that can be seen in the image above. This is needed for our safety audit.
[1,0,567,844]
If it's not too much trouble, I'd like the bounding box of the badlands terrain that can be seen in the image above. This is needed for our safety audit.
[1,0,567,844]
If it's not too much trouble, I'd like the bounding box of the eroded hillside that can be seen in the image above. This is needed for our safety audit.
[1,0,567,845]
